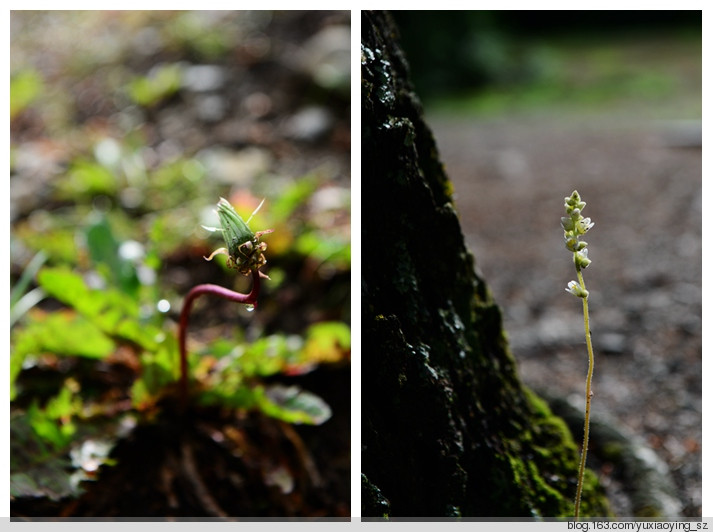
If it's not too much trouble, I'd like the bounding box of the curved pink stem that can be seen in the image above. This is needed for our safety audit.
[178,270,261,407]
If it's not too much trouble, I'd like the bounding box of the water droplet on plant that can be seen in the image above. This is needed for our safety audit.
[157,299,171,313]
[245,304,255,312]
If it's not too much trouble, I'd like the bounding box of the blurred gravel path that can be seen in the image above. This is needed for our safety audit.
[429,113,701,517]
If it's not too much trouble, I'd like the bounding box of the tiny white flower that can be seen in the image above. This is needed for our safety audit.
[565,280,589,298]
[575,248,592,269]
[577,217,594,233]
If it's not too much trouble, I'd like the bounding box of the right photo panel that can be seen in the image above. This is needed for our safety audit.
[361,10,701,521]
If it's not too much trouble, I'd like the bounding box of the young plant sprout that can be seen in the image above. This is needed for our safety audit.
[561,190,595,519]
[204,197,273,278]
[178,197,272,407]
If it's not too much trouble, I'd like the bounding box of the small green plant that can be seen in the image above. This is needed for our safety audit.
[203,197,273,277]
[561,190,595,519]
[178,197,273,405]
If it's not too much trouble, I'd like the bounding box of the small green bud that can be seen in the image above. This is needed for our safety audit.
[565,190,586,211]
[205,197,273,278]
[216,198,257,259]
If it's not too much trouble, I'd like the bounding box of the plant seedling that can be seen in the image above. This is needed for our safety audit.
[203,197,273,278]
[179,197,273,406]
[561,190,596,519]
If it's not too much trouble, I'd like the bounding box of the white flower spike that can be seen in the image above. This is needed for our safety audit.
[561,190,597,519]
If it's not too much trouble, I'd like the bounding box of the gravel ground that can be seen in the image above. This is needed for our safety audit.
[429,112,702,517]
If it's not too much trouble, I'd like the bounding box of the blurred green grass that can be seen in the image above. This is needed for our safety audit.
[391,12,701,121]
[430,34,702,120]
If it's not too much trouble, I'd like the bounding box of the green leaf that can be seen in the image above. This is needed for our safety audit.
[37,267,160,351]
[27,400,75,450]
[11,310,115,399]
[203,322,350,390]
[235,334,302,378]
[301,321,351,364]
[45,385,82,422]
[85,214,140,297]
[256,385,332,425]
[13,310,115,360]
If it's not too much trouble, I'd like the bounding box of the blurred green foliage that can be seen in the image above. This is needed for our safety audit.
[10,69,44,119]
[60,159,119,199]
[163,11,241,59]
[126,63,183,107]
[391,11,701,118]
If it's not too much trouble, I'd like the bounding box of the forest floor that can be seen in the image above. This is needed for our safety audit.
[429,105,701,517]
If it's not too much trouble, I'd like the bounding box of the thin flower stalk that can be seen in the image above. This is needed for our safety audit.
[561,190,596,519]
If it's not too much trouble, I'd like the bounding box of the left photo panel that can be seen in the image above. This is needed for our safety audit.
[10,10,351,519]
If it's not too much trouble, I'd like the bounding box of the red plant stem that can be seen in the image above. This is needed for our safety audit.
[178,270,261,407]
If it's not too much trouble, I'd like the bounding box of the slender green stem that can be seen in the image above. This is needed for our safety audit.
[574,267,594,519]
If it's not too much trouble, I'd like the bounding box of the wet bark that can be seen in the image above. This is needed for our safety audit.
[361,10,609,518]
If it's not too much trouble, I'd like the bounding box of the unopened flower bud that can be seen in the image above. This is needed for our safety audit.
[205,197,273,277]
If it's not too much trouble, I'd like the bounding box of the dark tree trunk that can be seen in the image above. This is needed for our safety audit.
[361,11,610,519]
